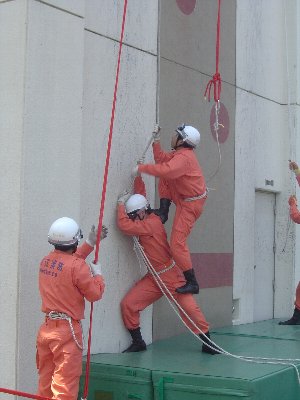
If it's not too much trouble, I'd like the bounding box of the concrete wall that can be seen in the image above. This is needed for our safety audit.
[1,0,300,396]
[0,0,158,395]
[17,0,85,391]
[0,0,27,395]
[234,0,300,324]
[294,1,300,290]
[81,0,158,353]
[153,0,236,340]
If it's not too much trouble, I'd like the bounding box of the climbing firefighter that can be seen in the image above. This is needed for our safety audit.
[117,176,218,355]
[132,124,207,295]
[279,161,300,325]
[36,217,107,400]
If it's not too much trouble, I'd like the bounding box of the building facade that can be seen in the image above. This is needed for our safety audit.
[0,0,299,396]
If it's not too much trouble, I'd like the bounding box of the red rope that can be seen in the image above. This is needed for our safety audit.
[82,0,128,399]
[204,0,222,102]
[0,388,51,400]
[93,0,128,265]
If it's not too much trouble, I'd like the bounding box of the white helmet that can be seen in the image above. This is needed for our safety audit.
[125,194,149,214]
[176,124,200,147]
[48,217,83,246]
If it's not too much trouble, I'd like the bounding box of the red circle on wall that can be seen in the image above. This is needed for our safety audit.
[176,0,196,15]
[210,102,230,143]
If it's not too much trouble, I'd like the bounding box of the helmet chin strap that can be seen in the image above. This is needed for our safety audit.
[172,135,183,150]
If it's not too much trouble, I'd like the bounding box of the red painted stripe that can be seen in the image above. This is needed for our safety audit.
[191,253,233,288]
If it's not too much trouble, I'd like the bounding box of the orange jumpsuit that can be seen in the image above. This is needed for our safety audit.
[36,242,105,400]
[117,177,209,334]
[138,143,207,271]
[289,174,300,310]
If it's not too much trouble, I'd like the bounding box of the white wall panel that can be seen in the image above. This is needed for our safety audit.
[234,91,295,323]
[17,0,85,392]
[0,1,27,396]
[85,0,158,54]
[40,0,85,16]
[237,0,287,103]
[298,2,300,105]
[80,31,157,353]
[254,99,287,193]
[233,89,256,324]
[160,0,236,84]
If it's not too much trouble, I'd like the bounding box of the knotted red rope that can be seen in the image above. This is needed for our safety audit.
[83,1,128,399]
[204,0,222,102]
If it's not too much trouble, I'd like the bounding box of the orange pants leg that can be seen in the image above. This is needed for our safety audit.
[158,178,172,199]
[295,282,300,310]
[121,275,163,329]
[170,199,205,271]
[37,323,55,399]
[174,293,209,334]
[51,322,83,400]
[37,320,83,400]
[121,269,209,335]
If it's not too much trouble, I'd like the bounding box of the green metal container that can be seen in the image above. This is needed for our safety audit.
[79,359,153,400]
[151,330,300,400]
[78,321,300,400]
[152,365,300,400]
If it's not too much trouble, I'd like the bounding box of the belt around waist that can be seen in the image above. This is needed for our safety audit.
[184,190,207,202]
[156,260,176,275]
[45,311,83,349]
[45,311,79,322]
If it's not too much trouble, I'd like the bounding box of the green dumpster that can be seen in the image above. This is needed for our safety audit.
[79,356,153,400]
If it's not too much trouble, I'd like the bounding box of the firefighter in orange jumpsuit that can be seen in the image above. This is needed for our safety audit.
[36,217,107,400]
[133,124,206,295]
[279,161,300,325]
[117,176,218,355]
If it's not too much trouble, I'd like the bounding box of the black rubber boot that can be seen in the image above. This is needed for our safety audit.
[122,328,147,353]
[278,308,300,325]
[200,331,220,355]
[154,198,171,224]
[176,269,199,294]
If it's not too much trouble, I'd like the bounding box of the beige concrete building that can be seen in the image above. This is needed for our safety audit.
[0,0,299,397]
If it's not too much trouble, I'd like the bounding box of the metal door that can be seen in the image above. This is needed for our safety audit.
[254,191,275,321]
